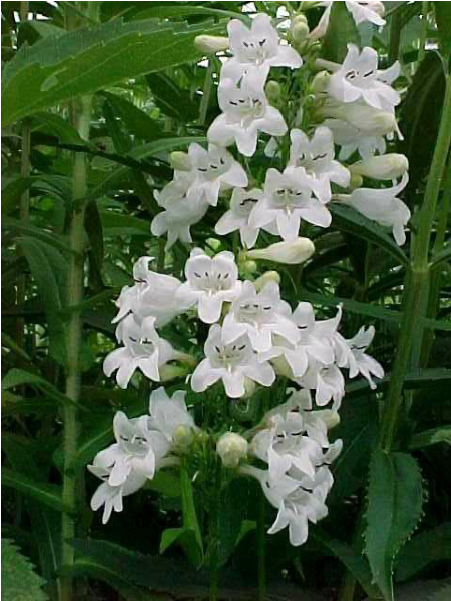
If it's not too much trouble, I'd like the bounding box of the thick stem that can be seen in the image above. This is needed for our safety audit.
[379,75,451,452]
[418,1,429,64]
[199,61,213,127]
[209,457,221,601]
[60,94,93,601]
[257,492,266,601]
[388,11,402,66]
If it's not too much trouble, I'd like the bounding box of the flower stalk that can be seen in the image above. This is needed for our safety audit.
[60,92,93,601]
[380,74,451,452]
[209,456,222,601]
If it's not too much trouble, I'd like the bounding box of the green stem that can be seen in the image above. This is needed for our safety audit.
[209,457,221,601]
[418,1,429,64]
[379,75,451,452]
[388,11,402,65]
[257,492,266,601]
[199,61,213,127]
[60,94,93,601]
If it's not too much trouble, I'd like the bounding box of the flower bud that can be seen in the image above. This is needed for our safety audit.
[170,151,191,172]
[159,364,190,382]
[311,70,331,94]
[316,409,341,429]
[247,238,315,265]
[350,154,409,181]
[243,377,256,399]
[265,80,281,101]
[216,432,248,468]
[271,355,294,379]
[194,35,229,54]
[291,20,310,44]
[253,271,281,291]
[242,260,258,276]
[319,103,397,135]
[172,424,195,452]
[349,173,363,190]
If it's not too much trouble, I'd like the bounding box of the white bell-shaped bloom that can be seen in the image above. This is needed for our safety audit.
[310,1,385,40]
[222,280,300,352]
[112,257,185,327]
[106,412,170,487]
[215,187,277,249]
[251,413,323,480]
[151,171,209,250]
[222,12,303,83]
[208,71,288,157]
[288,126,350,203]
[191,324,275,398]
[334,172,410,245]
[345,326,384,388]
[186,143,248,207]
[104,315,176,388]
[176,248,242,324]
[88,446,147,525]
[328,44,401,110]
[296,362,346,407]
[147,387,196,441]
[249,167,332,241]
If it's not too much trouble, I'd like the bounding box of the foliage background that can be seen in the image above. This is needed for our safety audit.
[1,2,450,600]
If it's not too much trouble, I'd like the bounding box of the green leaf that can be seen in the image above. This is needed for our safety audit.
[330,204,408,266]
[395,523,451,582]
[1,368,76,408]
[1,176,35,216]
[365,450,424,601]
[132,5,250,23]
[409,425,451,450]
[321,2,360,63]
[2,468,69,514]
[2,18,224,126]
[431,245,451,269]
[1,539,48,601]
[31,111,88,145]
[145,73,198,122]
[435,3,451,60]
[145,470,181,498]
[102,91,165,141]
[160,527,201,568]
[179,465,203,566]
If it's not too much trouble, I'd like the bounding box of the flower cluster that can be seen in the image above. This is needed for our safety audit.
[90,5,395,549]
[88,388,196,524]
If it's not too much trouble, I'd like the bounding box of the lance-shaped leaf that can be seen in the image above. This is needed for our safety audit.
[2,18,224,126]
[365,450,424,601]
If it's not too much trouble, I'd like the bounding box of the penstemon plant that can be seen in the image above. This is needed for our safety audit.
[84,3,414,598]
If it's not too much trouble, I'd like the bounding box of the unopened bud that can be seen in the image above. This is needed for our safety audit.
[247,238,315,265]
[291,20,310,44]
[316,409,340,429]
[216,432,248,468]
[349,173,363,190]
[319,103,397,135]
[159,364,190,382]
[265,80,281,101]
[172,424,195,452]
[350,154,409,181]
[253,271,281,291]
[243,377,256,399]
[194,34,229,54]
[311,70,331,94]
[271,355,294,379]
[170,151,191,171]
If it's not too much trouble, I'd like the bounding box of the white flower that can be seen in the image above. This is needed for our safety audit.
[246,238,316,265]
[215,187,276,249]
[106,412,171,487]
[112,257,185,327]
[147,387,196,441]
[217,432,248,467]
[88,446,147,525]
[186,143,248,207]
[249,167,332,240]
[191,324,275,398]
[288,126,350,203]
[334,172,410,245]
[104,315,176,388]
[194,34,230,54]
[345,326,384,388]
[350,153,409,183]
[328,44,401,110]
[221,13,302,83]
[296,362,346,407]
[251,413,323,479]
[222,280,300,352]
[151,170,209,250]
[176,248,242,324]
[310,1,385,40]
[208,71,288,157]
